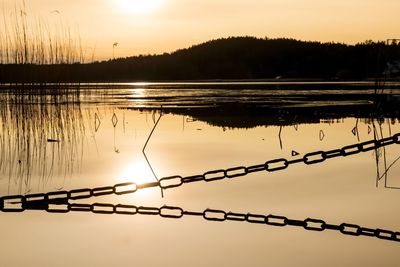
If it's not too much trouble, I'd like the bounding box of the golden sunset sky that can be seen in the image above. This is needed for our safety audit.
[3,0,400,60]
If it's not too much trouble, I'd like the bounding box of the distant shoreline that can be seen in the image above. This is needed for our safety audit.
[1,37,399,83]
[1,80,400,96]
[1,79,400,87]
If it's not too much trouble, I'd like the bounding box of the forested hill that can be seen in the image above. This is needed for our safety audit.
[1,37,400,82]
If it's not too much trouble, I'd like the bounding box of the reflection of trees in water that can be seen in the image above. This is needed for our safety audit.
[0,86,86,193]
[155,104,400,129]
[152,105,400,189]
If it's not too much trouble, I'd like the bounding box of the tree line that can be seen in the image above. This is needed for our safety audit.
[1,37,400,83]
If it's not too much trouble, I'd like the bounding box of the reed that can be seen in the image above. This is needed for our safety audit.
[0,85,88,194]
[0,0,92,191]
[0,1,86,67]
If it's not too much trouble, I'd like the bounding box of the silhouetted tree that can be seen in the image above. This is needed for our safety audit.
[1,37,399,83]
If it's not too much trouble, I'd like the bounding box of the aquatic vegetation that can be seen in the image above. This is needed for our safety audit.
[0,1,84,65]
[0,86,87,193]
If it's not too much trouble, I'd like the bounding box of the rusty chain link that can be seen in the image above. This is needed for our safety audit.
[1,132,399,242]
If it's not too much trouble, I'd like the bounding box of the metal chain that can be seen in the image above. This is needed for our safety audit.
[0,132,399,243]
[159,132,400,189]
[1,198,399,243]
[0,133,399,207]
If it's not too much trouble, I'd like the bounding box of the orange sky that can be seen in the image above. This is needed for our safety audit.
[2,0,400,60]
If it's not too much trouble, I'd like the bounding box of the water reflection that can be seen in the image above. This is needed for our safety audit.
[1,83,400,266]
[0,86,86,193]
[1,83,400,194]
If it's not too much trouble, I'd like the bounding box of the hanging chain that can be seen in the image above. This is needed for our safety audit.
[1,198,399,243]
[1,132,399,242]
[159,132,400,188]
[0,133,399,205]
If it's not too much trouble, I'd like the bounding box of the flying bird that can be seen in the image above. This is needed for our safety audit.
[113,42,119,48]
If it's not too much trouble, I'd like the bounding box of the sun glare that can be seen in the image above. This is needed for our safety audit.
[119,160,156,185]
[115,0,162,15]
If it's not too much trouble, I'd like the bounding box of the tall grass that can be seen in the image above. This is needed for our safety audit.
[0,1,85,65]
[0,1,94,192]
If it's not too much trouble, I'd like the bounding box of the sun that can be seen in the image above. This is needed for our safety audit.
[118,159,158,185]
[115,0,162,15]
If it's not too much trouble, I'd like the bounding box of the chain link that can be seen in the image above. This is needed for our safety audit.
[304,218,325,231]
[1,194,399,242]
[159,176,183,189]
[3,132,395,204]
[0,132,399,243]
[10,201,395,242]
[159,132,400,189]
[265,158,289,171]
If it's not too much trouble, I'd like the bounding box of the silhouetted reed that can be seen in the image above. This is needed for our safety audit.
[0,85,87,194]
[0,1,84,65]
[0,1,87,88]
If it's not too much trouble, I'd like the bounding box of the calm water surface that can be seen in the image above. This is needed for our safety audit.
[0,82,399,266]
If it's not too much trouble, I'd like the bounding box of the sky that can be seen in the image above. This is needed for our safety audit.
[2,0,400,60]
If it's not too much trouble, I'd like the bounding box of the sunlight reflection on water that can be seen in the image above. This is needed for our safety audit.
[0,83,400,267]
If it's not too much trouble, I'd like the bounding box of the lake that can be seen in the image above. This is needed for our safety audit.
[0,82,400,267]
